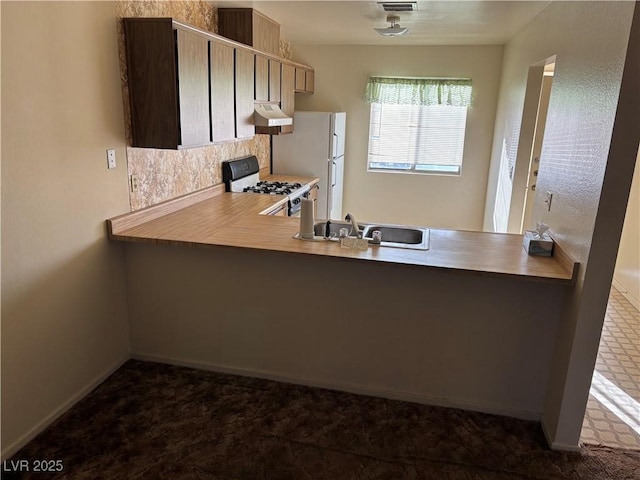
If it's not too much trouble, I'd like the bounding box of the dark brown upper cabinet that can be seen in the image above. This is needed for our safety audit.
[124,18,212,149]
[124,17,313,144]
[218,8,280,55]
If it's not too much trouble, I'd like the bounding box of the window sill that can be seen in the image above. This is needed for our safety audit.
[367,167,461,177]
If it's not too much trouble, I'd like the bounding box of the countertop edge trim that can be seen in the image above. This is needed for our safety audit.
[549,237,580,285]
[108,184,225,236]
[115,235,576,285]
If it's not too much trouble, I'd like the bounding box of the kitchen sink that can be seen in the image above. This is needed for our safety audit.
[362,225,430,250]
[363,225,423,244]
[313,221,364,238]
[308,221,429,250]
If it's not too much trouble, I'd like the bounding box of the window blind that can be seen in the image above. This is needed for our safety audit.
[366,77,471,175]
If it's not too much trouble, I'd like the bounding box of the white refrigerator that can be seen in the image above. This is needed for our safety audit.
[272,111,346,220]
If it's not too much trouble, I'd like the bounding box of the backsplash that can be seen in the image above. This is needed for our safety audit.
[125,142,270,211]
[116,1,291,211]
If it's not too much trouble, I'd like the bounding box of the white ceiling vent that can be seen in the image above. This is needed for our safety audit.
[378,2,418,12]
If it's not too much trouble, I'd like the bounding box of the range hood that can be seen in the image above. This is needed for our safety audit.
[254,103,293,127]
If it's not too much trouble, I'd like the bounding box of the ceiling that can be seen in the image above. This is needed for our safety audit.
[210,1,551,46]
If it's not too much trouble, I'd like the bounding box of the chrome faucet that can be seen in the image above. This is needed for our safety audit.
[344,213,361,238]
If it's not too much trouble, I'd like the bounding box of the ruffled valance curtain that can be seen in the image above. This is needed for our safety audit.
[365,76,473,107]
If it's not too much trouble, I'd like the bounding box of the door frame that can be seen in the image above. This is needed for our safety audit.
[522,68,554,231]
[507,56,556,233]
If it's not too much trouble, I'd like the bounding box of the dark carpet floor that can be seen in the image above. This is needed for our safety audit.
[7,360,640,479]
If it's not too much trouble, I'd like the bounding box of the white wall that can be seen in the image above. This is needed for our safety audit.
[1,1,131,457]
[483,1,638,449]
[125,243,566,421]
[613,149,640,309]
[293,45,503,231]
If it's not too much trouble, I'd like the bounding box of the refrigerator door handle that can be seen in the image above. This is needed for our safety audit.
[332,133,338,160]
[332,160,337,187]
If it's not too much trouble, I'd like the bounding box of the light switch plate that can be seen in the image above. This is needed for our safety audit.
[107,149,116,169]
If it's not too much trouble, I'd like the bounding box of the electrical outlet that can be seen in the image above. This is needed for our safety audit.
[545,191,553,211]
[130,174,139,193]
[106,149,116,169]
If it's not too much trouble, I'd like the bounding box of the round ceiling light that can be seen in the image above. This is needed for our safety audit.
[374,15,409,36]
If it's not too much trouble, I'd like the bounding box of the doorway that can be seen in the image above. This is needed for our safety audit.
[521,63,555,231]
[581,148,640,450]
[504,57,556,233]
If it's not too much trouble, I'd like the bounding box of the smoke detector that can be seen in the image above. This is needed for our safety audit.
[374,15,409,36]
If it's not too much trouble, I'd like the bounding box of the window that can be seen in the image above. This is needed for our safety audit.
[365,76,472,175]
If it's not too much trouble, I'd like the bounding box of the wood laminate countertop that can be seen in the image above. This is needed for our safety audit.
[108,176,578,285]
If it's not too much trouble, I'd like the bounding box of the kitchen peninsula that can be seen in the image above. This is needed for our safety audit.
[108,183,577,424]
[109,179,576,283]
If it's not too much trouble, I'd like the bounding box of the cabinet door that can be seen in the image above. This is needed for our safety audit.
[175,28,211,147]
[210,42,235,142]
[295,68,306,92]
[252,10,280,55]
[294,67,315,93]
[235,49,255,138]
[124,18,179,149]
[280,63,295,134]
[305,70,315,93]
[269,59,281,103]
[255,55,269,102]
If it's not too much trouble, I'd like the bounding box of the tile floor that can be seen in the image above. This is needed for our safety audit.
[581,286,640,450]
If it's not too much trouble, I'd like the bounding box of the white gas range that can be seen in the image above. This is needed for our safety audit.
[222,156,311,216]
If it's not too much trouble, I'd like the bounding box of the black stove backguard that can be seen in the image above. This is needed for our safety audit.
[222,156,260,191]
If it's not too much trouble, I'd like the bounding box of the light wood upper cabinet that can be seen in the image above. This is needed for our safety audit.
[255,55,269,102]
[252,11,280,55]
[235,49,255,139]
[210,42,235,142]
[269,59,281,103]
[280,63,295,135]
[257,56,282,104]
[175,29,210,146]
[295,68,305,92]
[295,67,315,94]
[305,70,315,93]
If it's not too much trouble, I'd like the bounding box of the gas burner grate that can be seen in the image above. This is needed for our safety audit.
[244,181,304,195]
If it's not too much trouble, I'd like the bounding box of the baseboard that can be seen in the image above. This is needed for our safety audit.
[132,353,542,422]
[541,416,583,452]
[1,354,130,460]
[612,278,640,311]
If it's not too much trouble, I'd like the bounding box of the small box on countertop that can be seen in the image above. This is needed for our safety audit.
[523,231,554,256]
